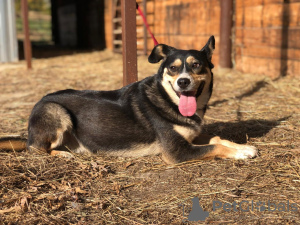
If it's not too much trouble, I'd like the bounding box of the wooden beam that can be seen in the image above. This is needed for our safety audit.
[21,0,32,69]
[121,0,137,86]
[219,0,233,68]
[142,0,147,55]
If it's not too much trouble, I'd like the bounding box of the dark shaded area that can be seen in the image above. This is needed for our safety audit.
[18,0,106,59]
[18,40,91,59]
[236,80,268,100]
[76,0,106,50]
[51,0,106,49]
[202,117,289,144]
[209,80,269,108]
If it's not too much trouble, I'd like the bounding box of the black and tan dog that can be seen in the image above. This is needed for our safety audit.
[0,36,257,163]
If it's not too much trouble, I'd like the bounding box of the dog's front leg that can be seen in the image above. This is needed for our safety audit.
[193,134,258,158]
[159,132,257,164]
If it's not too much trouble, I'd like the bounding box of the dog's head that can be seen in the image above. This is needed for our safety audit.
[148,36,215,117]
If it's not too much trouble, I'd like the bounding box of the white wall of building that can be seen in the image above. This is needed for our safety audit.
[0,0,18,63]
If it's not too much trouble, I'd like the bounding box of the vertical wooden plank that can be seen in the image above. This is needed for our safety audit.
[21,0,32,69]
[121,0,138,86]
[219,0,233,68]
[142,0,147,55]
[112,0,116,53]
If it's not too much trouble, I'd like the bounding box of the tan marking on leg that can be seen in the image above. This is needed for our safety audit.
[219,140,258,159]
[210,137,257,157]
[194,135,257,159]
[72,140,92,155]
[45,103,72,131]
[160,144,236,164]
[50,150,74,159]
[200,144,238,160]
[161,144,238,163]
[44,103,72,149]
[173,125,200,143]
[208,136,222,145]
[50,128,64,149]
[161,152,179,164]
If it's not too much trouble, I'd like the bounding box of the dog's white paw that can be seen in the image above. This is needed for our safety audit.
[233,145,258,159]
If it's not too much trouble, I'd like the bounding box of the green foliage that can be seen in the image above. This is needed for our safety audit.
[15,0,52,43]
[15,0,51,14]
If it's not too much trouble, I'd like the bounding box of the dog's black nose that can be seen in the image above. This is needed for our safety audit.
[177,78,191,89]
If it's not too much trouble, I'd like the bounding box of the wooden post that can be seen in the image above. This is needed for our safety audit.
[121,0,138,86]
[142,0,147,55]
[219,0,233,68]
[21,0,32,69]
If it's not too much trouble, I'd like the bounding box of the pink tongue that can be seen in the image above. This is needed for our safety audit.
[178,93,197,117]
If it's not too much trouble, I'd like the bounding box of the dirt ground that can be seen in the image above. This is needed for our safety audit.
[0,50,300,224]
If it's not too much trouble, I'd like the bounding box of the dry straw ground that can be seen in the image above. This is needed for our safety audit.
[0,50,300,224]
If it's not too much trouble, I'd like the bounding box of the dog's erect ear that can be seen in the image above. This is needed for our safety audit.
[201,36,215,63]
[148,44,176,63]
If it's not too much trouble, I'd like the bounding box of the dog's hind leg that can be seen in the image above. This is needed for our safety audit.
[27,102,73,157]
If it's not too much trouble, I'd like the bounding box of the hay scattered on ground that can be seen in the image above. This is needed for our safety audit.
[0,50,300,224]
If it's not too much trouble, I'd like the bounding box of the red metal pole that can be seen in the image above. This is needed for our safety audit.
[219,0,233,68]
[21,0,32,69]
[121,0,138,86]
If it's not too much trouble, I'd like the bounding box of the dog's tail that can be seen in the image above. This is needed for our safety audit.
[0,136,27,151]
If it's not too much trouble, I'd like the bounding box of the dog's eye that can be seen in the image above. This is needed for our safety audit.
[192,63,200,68]
[169,66,177,72]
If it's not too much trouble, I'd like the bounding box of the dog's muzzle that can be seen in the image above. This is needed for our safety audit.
[172,75,197,117]
[177,78,191,89]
